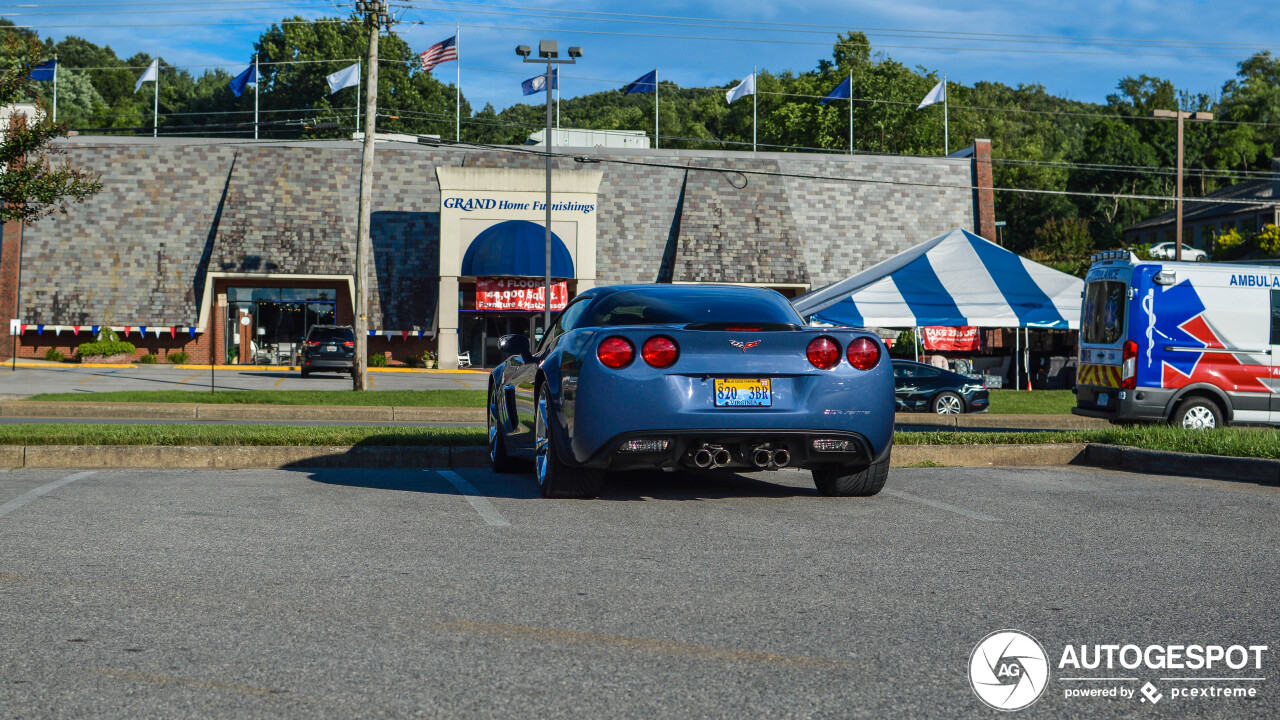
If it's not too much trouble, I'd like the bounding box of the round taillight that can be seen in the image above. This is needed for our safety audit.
[641,336,679,368]
[597,336,635,369]
[806,337,841,370]
[846,337,881,370]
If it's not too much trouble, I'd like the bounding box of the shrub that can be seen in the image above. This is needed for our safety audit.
[1212,228,1247,259]
[138,353,158,364]
[76,339,136,359]
[889,328,920,357]
[1255,224,1280,256]
[167,351,190,364]
[404,351,436,368]
[369,353,389,367]
[43,347,65,362]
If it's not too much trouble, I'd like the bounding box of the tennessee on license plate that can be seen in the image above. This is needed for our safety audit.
[714,378,772,407]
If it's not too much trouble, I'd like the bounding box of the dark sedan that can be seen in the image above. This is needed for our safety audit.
[892,360,989,414]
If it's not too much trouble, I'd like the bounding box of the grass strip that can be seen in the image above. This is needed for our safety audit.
[985,389,1076,415]
[896,426,1280,460]
[0,424,487,447]
[0,423,1275,461]
[24,390,487,407]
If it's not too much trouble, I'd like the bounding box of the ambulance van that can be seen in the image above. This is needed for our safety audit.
[1072,250,1279,429]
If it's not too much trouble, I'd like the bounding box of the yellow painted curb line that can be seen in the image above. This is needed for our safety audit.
[170,364,487,374]
[2,362,139,369]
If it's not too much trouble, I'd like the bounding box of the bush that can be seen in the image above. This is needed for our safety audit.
[43,347,65,362]
[1213,227,1247,258]
[138,353,158,364]
[369,353,389,367]
[76,339,136,359]
[404,351,436,368]
[1255,224,1280,256]
[889,328,920,357]
[167,351,190,364]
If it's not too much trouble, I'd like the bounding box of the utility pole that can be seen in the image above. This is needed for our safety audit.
[1150,109,1213,262]
[353,0,392,391]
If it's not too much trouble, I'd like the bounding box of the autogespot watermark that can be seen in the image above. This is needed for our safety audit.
[969,631,1269,711]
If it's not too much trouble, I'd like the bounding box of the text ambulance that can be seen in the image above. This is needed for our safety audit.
[1073,250,1279,429]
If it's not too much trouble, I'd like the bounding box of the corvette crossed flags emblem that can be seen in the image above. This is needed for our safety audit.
[730,340,761,352]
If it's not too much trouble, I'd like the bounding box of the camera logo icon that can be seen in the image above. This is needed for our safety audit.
[969,630,1050,711]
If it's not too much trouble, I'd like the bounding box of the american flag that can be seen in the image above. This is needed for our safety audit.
[420,35,458,72]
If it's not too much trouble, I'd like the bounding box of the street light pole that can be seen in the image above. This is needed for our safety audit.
[1150,109,1213,262]
[517,41,581,334]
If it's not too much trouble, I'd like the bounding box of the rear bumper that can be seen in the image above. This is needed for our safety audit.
[303,357,354,370]
[1072,385,1171,423]
[582,429,890,472]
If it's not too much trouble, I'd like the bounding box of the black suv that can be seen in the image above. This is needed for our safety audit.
[300,325,356,377]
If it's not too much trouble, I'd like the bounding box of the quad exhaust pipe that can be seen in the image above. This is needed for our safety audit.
[750,445,791,470]
[691,444,732,469]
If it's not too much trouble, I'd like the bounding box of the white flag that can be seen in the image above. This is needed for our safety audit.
[134,58,158,92]
[725,73,755,104]
[917,80,945,109]
[327,63,361,94]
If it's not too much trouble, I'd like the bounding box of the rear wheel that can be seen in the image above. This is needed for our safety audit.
[1173,397,1222,430]
[932,391,964,414]
[488,386,522,473]
[813,453,890,497]
[534,384,602,498]
[300,369,310,378]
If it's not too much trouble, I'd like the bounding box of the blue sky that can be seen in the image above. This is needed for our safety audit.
[9,1,1278,110]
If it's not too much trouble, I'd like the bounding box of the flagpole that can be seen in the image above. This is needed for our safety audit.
[455,23,461,141]
[253,54,259,140]
[356,59,361,135]
[153,57,158,138]
[650,69,660,149]
[847,72,852,155]
[52,54,58,123]
[752,66,757,153]
[943,73,949,155]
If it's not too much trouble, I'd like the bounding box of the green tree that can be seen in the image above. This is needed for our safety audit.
[0,31,101,222]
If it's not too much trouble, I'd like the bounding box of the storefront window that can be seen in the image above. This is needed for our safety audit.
[224,287,339,365]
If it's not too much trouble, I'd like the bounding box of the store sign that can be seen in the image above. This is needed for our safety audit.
[443,197,595,214]
[921,326,981,351]
[477,278,568,312]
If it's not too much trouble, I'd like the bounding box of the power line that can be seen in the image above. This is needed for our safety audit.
[0,3,337,16]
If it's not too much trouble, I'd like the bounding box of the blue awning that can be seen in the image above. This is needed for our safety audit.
[461,220,574,279]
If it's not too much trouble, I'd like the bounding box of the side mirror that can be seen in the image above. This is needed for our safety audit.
[498,334,532,359]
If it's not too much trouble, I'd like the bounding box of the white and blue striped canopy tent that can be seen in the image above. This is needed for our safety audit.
[792,228,1083,329]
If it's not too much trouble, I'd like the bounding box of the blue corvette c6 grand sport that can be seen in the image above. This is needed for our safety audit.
[487,284,895,499]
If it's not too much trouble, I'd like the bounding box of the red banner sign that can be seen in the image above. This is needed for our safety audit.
[476,277,568,312]
[921,326,981,352]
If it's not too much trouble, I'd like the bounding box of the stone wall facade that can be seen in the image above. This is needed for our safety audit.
[1,137,976,361]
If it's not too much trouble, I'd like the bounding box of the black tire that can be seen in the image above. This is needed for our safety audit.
[1172,397,1222,430]
[534,384,603,498]
[488,386,523,473]
[300,369,310,378]
[812,452,891,497]
[932,391,965,414]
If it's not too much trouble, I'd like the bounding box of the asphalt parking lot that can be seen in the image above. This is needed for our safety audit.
[0,364,484,396]
[2,464,1277,718]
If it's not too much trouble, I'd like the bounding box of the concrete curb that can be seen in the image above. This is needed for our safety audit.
[0,402,486,423]
[893,413,1108,430]
[11,445,490,469]
[0,442,1270,482]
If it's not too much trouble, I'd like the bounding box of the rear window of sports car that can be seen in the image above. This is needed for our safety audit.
[584,291,803,327]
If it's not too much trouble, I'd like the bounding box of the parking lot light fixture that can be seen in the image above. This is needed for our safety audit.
[518,39,581,330]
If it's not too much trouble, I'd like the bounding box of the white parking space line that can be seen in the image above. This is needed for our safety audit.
[435,470,511,527]
[0,471,97,519]
[883,489,1000,523]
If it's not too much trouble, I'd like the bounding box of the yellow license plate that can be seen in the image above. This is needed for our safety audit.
[714,378,772,407]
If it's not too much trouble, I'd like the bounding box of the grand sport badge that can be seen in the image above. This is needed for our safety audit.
[969,630,1050,711]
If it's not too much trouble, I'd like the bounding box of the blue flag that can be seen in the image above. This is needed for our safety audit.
[521,67,557,96]
[624,69,656,94]
[29,59,56,82]
[820,77,851,106]
[229,64,258,97]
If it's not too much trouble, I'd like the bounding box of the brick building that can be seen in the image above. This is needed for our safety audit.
[0,136,996,369]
